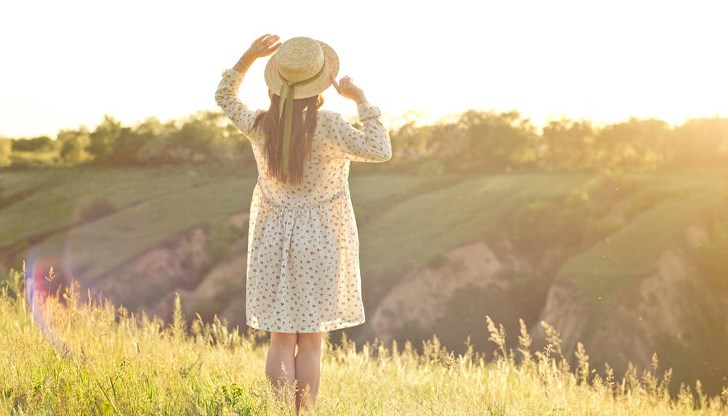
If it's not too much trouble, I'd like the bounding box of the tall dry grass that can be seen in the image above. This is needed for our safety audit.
[1,264,726,415]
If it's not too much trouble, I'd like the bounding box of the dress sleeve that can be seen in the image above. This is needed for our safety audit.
[329,102,392,163]
[214,68,262,135]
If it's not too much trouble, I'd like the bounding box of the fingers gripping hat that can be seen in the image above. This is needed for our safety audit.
[264,37,339,176]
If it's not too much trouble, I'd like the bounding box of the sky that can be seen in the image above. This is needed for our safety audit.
[1,0,727,138]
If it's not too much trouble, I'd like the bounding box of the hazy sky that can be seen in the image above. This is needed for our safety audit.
[1,0,727,138]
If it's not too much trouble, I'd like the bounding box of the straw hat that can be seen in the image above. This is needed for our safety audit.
[264,37,339,99]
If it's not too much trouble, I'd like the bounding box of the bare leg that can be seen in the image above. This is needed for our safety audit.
[294,332,324,414]
[265,332,297,407]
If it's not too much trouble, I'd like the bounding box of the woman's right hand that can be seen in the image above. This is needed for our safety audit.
[235,34,281,71]
[247,34,281,59]
[330,74,368,104]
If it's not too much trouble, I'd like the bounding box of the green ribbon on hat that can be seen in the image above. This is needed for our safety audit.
[276,64,327,177]
[278,77,295,177]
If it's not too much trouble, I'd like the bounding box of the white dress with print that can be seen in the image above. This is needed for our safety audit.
[215,68,392,333]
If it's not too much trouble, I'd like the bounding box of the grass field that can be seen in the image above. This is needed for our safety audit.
[1,269,726,415]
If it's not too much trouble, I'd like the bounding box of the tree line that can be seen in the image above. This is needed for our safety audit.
[1,109,727,174]
[0,111,251,170]
[385,110,728,175]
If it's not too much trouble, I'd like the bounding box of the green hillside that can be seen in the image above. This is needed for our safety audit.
[360,173,591,280]
[551,171,728,397]
[558,171,728,302]
[0,167,435,281]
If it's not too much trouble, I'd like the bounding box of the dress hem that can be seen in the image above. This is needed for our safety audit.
[246,317,365,333]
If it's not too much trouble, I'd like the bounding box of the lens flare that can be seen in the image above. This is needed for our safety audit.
[23,252,75,359]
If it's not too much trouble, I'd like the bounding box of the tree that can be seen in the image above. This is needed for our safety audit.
[57,127,91,165]
[668,117,728,168]
[390,121,427,160]
[87,115,122,162]
[592,118,670,172]
[109,127,147,165]
[167,110,242,164]
[541,118,595,172]
[0,138,12,167]
[455,110,537,173]
[11,136,54,152]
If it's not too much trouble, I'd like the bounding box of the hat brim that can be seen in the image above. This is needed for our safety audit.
[264,40,339,99]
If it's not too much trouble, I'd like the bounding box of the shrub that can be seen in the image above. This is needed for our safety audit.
[0,138,12,167]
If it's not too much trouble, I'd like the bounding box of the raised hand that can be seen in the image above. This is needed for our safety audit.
[235,34,281,71]
[330,74,368,105]
[247,34,281,59]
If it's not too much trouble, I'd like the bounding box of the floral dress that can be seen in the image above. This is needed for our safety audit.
[215,68,392,333]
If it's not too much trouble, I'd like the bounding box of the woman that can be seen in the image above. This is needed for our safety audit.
[215,34,391,414]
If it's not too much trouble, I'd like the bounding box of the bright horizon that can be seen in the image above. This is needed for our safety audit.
[1,0,727,138]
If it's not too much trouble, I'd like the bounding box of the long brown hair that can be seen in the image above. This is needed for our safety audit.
[253,93,324,185]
